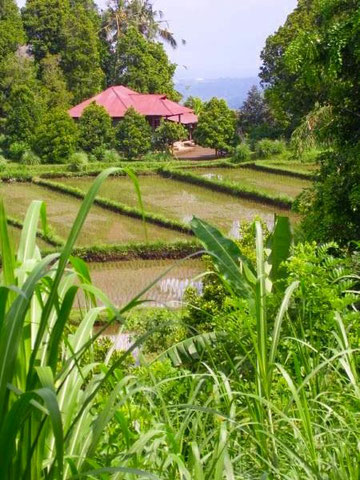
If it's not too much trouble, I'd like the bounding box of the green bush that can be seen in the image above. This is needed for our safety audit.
[0,155,7,171]
[153,119,188,153]
[78,102,114,154]
[116,107,152,160]
[102,149,121,163]
[255,138,286,158]
[143,151,173,163]
[21,149,41,165]
[232,143,252,163]
[33,108,78,163]
[8,141,29,161]
[67,151,88,171]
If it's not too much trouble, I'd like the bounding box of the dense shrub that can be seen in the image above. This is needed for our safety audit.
[153,119,188,153]
[115,107,152,160]
[4,84,43,146]
[194,97,238,155]
[232,143,252,163]
[102,149,121,163]
[0,155,7,171]
[255,138,286,158]
[8,141,29,161]
[21,149,41,165]
[67,151,88,171]
[142,151,173,163]
[78,102,114,154]
[33,108,78,163]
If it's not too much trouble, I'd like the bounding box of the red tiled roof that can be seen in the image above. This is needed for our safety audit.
[68,86,198,124]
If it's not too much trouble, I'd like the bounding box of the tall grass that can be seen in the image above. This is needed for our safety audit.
[0,170,359,478]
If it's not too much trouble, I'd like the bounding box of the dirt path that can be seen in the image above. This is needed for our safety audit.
[175,145,217,160]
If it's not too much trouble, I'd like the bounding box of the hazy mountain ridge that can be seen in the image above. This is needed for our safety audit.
[175,77,260,109]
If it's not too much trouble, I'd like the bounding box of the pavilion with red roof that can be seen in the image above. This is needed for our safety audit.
[68,86,198,134]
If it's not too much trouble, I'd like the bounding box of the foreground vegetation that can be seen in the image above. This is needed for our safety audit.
[1,170,359,478]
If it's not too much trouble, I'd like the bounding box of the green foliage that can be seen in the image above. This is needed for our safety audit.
[112,27,180,101]
[0,155,7,171]
[102,148,121,163]
[184,96,204,115]
[22,0,70,62]
[127,308,186,355]
[4,84,43,146]
[260,0,317,133]
[298,147,360,245]
[194,97,238,154]
[255,138,286,158]
[115,107,152,160]
[238,85,281,143]
[61,3,104,103]
[78,102,114,154]
[21,149,41,165]
[153,119,188,152]
[8,141,29,161]
[33,108,78,163]
[0,0,25,59]
[232,142,252,163]
[39,54,72,109]
[67,151,88,172]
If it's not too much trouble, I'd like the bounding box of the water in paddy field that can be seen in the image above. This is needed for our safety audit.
[77,258,204,308]
[197,168,311,199]
[60,174,298,236]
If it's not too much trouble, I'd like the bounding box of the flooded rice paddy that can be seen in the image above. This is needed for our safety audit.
[61,174,297,238]
[7,224,50,249]
[0,182,189,245]
[82,258,204,307]
[196,168,311,198]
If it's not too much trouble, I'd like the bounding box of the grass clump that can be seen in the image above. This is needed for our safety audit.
[21,149,41,165]
[67,151,89,172]
[232,142,252,163]
[255,138,287,158]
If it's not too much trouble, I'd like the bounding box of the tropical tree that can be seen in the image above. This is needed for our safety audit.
[33,108,78,163]
[184,96,204,116]
[39,54,73,109]
[22,0,70,62]
[259,0,317,133]
[111,27,180,101]
[0,0,25,59]
[4,84,43,146]
[194,98,238,155]
[115,107,152,159]
[274,0,360,244]
[78,102,114,154]
[61,4,105,103]
[103,0,180,49]
[153,119,188,153]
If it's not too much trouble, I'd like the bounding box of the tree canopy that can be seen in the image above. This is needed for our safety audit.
[0,0,25,59]
[115,107,152,159]
[194,98,238,154]
[112,27,180,101]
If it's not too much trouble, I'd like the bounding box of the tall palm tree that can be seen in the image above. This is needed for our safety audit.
[103,0,184,49]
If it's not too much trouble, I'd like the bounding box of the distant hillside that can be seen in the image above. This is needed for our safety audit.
[175,77,260,109]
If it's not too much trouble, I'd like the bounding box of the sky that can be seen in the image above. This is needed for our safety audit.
[17,0,297,80]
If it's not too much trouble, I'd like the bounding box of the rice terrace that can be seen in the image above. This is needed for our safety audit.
[0,0,359,478]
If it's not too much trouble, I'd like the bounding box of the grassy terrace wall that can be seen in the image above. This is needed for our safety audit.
[247,161,315,180]
[158,167,294,209]
[33,177,194,235]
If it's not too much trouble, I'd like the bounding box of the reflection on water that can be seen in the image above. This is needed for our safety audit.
[202,173,224,181]
[82,259,204,308]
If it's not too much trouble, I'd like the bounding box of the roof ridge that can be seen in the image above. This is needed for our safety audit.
[111,86,129,110]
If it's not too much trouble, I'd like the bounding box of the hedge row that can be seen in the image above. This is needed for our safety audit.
[7,216,64,247]
[249,161,315,180]
[158,167,294,209]
[51,239,202,263]
[33,177,194,235]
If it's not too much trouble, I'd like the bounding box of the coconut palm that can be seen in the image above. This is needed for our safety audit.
[103,0,183,49]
